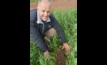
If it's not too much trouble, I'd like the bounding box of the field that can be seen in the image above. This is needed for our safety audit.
[30,0,77,10]
[30,0,38,2]
[30,8,77,65]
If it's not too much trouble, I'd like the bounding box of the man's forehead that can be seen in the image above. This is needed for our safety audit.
[40,7,50,11]
[39,4,50,11]
[40,3,50,8]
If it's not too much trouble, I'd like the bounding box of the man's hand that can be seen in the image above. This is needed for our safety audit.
[44,50,50,59]
[62,43,72,52]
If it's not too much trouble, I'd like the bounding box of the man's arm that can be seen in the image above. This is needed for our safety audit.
[50,14,67,44]
[30,9,48,53]
[50,14,71,52]
[30,20,48,53]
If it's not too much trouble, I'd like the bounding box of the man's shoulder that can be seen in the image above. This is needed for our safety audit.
[50,13,56,21]
[30,9,37,21]
[30,9,37,14]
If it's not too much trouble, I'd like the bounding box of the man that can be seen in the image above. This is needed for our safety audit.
[30,0,71,58]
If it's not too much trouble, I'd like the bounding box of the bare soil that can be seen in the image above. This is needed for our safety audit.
[55,47,66,65]
[30,0,77,10]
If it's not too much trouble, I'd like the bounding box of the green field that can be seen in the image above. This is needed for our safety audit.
[30,0,39,2]
[30,8,77,65]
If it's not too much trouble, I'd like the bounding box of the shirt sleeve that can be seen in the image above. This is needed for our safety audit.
[50,14,67,44]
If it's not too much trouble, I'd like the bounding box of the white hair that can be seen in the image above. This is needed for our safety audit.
[37,0,51,8]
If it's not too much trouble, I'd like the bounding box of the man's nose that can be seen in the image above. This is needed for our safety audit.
[44,12,48,16]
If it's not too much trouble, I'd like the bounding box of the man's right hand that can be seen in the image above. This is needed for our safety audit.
[44,50,50,59]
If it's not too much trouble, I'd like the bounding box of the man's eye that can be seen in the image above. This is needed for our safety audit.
[47,11,50,13]
[42,10,45,12]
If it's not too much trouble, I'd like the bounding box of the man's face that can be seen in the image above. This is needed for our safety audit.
[37,3,50,21]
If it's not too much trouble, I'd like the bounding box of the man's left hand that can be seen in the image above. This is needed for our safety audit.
[62,43,72,52]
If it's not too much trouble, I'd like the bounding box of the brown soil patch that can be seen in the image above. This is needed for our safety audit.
[55,47,67,65]
[30,0,77,10]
